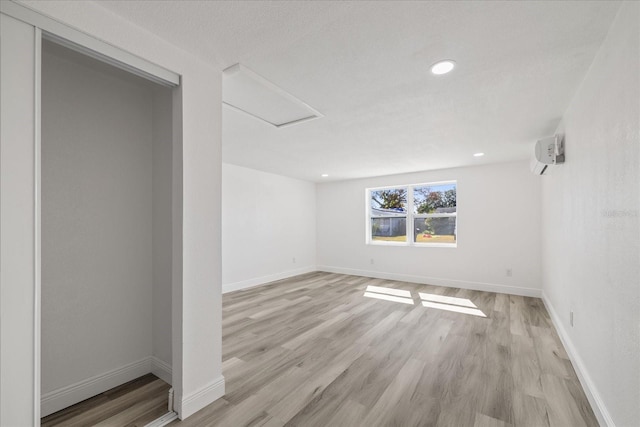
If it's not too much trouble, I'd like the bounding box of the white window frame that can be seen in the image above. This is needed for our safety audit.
[366,180,457,248]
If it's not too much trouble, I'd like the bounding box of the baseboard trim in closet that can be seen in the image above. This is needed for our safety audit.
[150,356,173,385]
[41,356,172,417]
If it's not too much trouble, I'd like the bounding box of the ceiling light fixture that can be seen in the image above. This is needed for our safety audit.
[321,174,329,177]
[473,152,485,157]
[431,60,456,75]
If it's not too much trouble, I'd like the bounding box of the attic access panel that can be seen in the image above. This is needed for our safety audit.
[222,63,323,128]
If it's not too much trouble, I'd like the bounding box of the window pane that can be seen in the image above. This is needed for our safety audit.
[372,217,407,242]
[413,184,456,214]
[414,217,456,244]
[370,188,407,214]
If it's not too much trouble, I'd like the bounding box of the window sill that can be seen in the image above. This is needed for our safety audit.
[367,241,457,248]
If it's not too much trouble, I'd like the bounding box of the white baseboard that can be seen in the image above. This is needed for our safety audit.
[222,265,317,294]
[150,356,172,386]
[317,265,542,298]
[41,357,152,417]
[177,375,225,420]
[542,292,614,427]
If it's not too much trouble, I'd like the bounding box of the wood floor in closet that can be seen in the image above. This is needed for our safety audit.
[41,374,169,427]
[170,271,598,427]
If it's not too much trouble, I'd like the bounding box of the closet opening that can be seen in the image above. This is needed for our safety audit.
[40,38,178,425]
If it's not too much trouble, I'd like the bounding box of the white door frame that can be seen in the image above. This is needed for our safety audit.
[0,1,179,87]
[0,1,181,423]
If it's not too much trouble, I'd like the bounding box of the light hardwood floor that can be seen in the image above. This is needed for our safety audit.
[41,374,170,426]
[170,272,598,427]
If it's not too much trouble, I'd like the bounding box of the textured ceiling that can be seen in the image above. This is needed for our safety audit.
[95,0,620,182]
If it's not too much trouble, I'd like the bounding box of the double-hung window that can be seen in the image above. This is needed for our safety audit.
[367,181,457,247]
[369,188,408,243]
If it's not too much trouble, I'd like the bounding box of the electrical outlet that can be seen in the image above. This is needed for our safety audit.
[570,310,574,327]
[370,258,374,265]
[292,257,296,263]
[506,268,512,277]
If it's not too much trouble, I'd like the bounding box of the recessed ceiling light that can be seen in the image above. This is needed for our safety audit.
[431,60,456,75]
[473,152,485,157]
[321,174,329,177]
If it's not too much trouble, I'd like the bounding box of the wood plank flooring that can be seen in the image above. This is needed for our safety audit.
[41,374,170,427]
[170,272,598,427]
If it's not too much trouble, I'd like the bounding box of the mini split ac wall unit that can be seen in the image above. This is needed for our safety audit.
[531,135,565,175]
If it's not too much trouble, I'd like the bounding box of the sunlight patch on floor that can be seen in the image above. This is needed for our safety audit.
[421,300,486,317]
[418,292,477,308]
[366,285,412,298]
[362,286,487,317]
[363,291,414,305]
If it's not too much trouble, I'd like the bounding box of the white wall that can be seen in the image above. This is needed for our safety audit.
[152,87,174,371]
[0,13,37,425]
[1,0,225,421]
[41,42,174,415]
[541,2,639,426]
[222,163,316,293]
[317,160,542,296]
[41,40,154,395]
